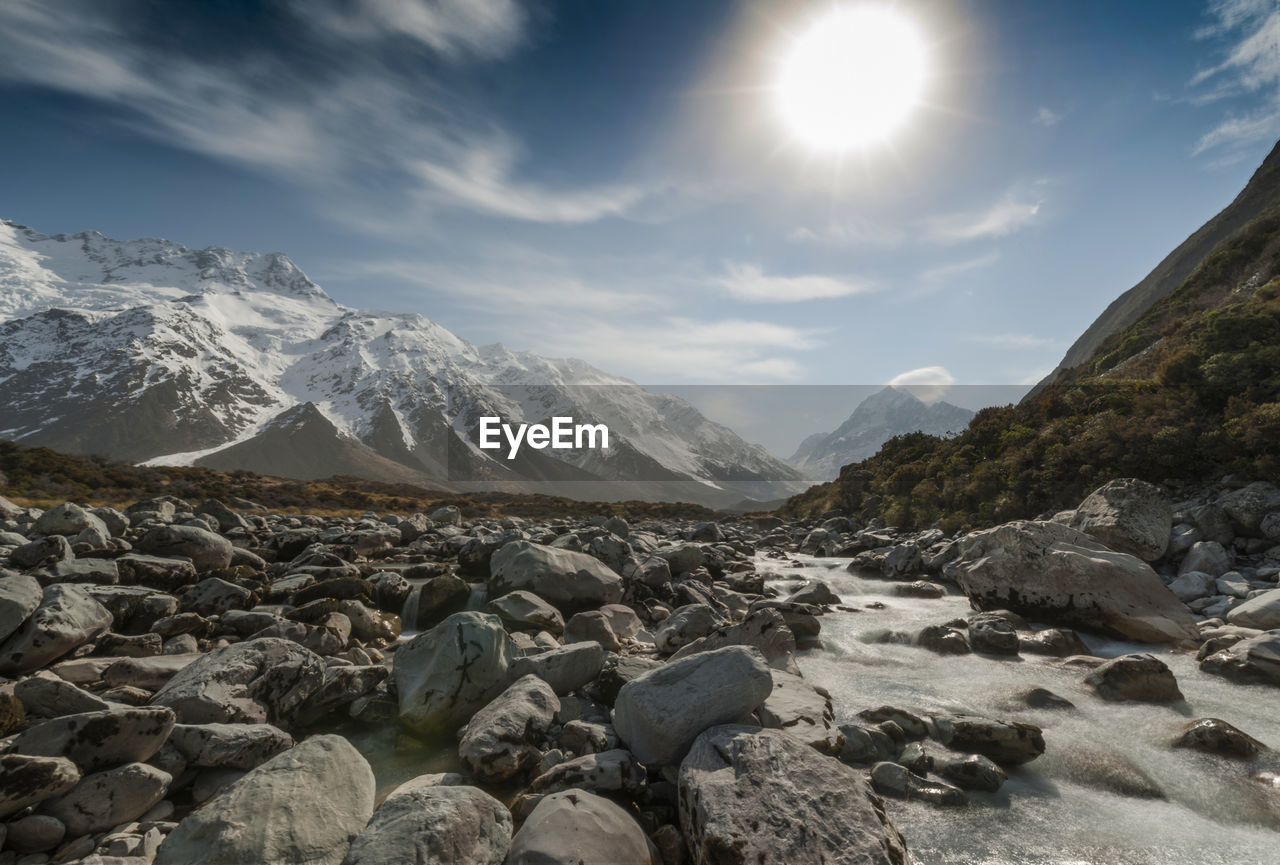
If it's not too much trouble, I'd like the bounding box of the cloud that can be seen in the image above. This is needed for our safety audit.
[0,0,651,228]
[924,187,1045,243]
[918,252,1001,283]
[888,365,955,402]
[1033,106,1063,127]
[1189,0,1280,156]
[787,221,907,248]
[967,332,1060,349]
[716,263,874,303]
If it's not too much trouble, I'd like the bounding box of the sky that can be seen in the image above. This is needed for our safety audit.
[2,0,1279,417]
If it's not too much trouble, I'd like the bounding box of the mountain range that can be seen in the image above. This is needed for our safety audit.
[0,220,808,508]
[788,387,973,481]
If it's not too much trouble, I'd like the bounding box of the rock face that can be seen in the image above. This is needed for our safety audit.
[340,785,512,865]
[613,646,774,766]
[679,725,909,865]
[458,675,559,783]
[154,734,375,865]
[150,638,326,726]
[394,612,515,738]
[952,520,1197,643]
[488,542,624,611]
[1085,654,1184,703]
[0,584,113,674]
[1069,478,1172,561]
[506,789,654,865]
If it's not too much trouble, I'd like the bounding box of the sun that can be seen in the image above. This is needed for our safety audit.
[774,5,928,153]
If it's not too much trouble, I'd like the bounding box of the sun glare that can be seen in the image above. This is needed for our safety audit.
[774,5,928,153]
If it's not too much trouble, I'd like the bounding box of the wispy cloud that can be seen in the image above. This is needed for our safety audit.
[0,0,651,228]
[716,263,874,303]
[888,366,955,402]
[919,252,1001,283]
[1189,0,1280,157]
[924,185,1046,243]
[1033,106,1063,127]
[967,332,1061,349]
[787,221,906,248]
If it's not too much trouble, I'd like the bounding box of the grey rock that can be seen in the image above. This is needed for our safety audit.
[507,642,604,696]
[0,754,81,819]
[12,707,175,772]
[1069,479,1171,560]
[137,526,234,572]
[8,536,74,570]
[1179,541,1232,578]
[0,585,112,675]
[506,789,654,865]
[933,715,1045,766]
[167,723,294,769]
[938,754,1007,792]
[1085,653,1184,702]
[0,573,42,645]
[489,541,624,612]
[41,762,171,835]
[340,785,511,865]
[529,749,644,796]
[1226,587,1280,630]
[458,675,559,783]
[669,608,799,674]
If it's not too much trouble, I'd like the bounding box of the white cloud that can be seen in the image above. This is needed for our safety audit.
[0,0,651,228]
[716,263,874,303]
[1189,0,1280,156]
[1033,106,1062,127]
[787,221,906,248]
[925,188,1045,243]
[888,366,955,402]
[919,252,1000,283]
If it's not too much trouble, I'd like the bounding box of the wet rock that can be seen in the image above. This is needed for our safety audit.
[681,726,910,864]
[151,638,326,726]
[870,761,967,806]
[394,611,515,738]
[1172,718,1267,759]
[459,675,559,783]
[1047,745,1165,799]
[894,580,944,599]
[154,734,375,865]
[933,715,1045,766]
[1015,686,1076,710]
[838,722,897,766]
[12,707,175,772]
[508,641,604,697]
[967,613,1020,655]
[1200,631,1280,686]
[0,754,81,819]
[0,585,113,675]
[858,707,929,740]
[938,754,1007,792]
[613,646,773,766]
[506,789,654,865]
[916,624,970,655]
[1017,628,1090,658]
[340,785,511,865]
[41,762,171,835]
[953,520,1197,644]
[137,525,234,572]
[785,579,839,606]
[1069,479,1171,561]
[1084,654,1184,703]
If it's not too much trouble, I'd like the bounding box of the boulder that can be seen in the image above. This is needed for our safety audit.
[1168,571,1217,602]
[14,675,115,717]
[41,762,171,835]
[1200,632,1280,686]
[0,584,113,674]
[167,723,294,769]
[137,525,234,572]
[1084,654,1184,703]
[508,641,605,696]
[181,578,254,616]
[869,760,968,807]
[967,613,1020,655]
[506,789,654,865]
[405,574,471,631]
[487,590,565,634]
[394,612,515,738]
[654,604,727,654]
[12,707,175,771]
[933,715,1045,766]
[757,669,840,752]
[1178,541,1232,578]
[33,503,108,538]
[1226,588,1280,630]
[1216,482,1280,534]
[459,675,559,783]
[564,610,621,652]
[0,572,42,644]
[0,753,81,819]
[103,653,201,690]
[1069,479,1171,561]
[154,734,375,865]
[529,749,645,796]
[680,726,910,865]
[953,520,1197,644]
[340,785,512,865]
[613,646,773,766]
[150,638,326,726]
[488,541,623,611]
[938,754,1007,792]
[1172,718,1266,759]
[669,608,799,673]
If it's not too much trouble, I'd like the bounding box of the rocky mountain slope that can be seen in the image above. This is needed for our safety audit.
[1033,138,1280,392]
[0,221,806,508]
[784,138,1280,527]
[789,387,973,481]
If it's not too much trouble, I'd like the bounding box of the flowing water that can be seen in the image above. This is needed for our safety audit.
[759,553,1280,865]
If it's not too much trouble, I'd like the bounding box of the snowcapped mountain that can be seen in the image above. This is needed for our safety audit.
[0,220,807,506]
[789,386,974,481]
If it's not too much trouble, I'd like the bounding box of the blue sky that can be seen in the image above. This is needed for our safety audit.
[2,0,1279,394]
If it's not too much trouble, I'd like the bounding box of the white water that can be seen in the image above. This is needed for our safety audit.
[759,554,1280,865]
